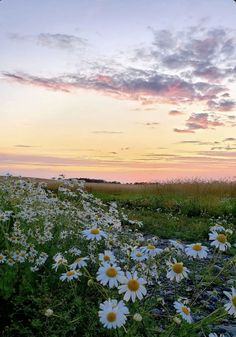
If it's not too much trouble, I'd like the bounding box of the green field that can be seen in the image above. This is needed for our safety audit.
[85,181,236,242]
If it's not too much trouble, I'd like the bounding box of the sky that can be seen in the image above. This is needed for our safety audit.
[0,0,236,183]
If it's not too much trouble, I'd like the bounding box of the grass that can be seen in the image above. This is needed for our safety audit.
[1,176,235,241]
[0,177,235,336]
[84,180,236,242]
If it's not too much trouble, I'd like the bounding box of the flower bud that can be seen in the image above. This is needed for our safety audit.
[87,279,93,287]
[133,313,143,322]
[44,309,54,317]
[173,316,181,325]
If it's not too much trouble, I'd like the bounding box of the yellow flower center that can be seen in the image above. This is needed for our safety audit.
[106,312,116,322]
[66,270,75,276]
[76,257,81,262]
[181,306,190,315]
[90,228,100,235]
[104,255,110,261]
[217,234,226,243]
[136,252,142,257]
[127,279,140,291]
[106,267,117,278]
[192,244,202,251]
[172,263,183,274]
[147,245,155,249]
[0,255,3,260]
[232,296,236,307]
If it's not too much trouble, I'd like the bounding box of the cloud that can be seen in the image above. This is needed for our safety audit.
[14,144,34,148]
[178,140,221,146]
[9,33,87,51]
[142,153,177,158]
[2,72,72,93]
[2,25,235,133]
[207,98,235,111]
[211,146,236,150]
[92,130,123,134]
[3,70,226,107]
[169,110,184,116]
[144,122,159,126]
[185,113,224,130]
[178,140,199,144]
[198,151,236,158]
[174,113,227,133]
[173,128,195,134]
[223,137,236,142]
[37,33,87,50]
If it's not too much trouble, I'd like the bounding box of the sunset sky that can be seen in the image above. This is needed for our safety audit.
[0,0,236,182]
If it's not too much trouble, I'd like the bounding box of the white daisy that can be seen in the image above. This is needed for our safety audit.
[0,253,6,263]
[68,247,81,256]
[69,256,88,269]
[140,244,162,256]
[99,250,116,264]
[209,224,226,232]
[209,231,231,251]
[99,299,129,329]
[82,228,107,241]
[166,259,189,283]
[209,333,227,337]
[174,301,193,323]
[118,271,147,302]
[130,248,147,262]
[52,253,67,271]
[223,287,236,317]
[169,240,185,251]
[97,263,124,288]
[60,269,81,281]
[185,243,208,259]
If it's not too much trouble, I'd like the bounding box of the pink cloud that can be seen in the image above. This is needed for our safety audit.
[173,128,195,133]
[169,110,184,116]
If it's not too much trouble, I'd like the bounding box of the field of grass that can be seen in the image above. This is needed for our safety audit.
[85,181,236,242]
[0,177,235,336]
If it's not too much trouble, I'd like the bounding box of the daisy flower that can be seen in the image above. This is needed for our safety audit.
[174,301,193,323]
[0,253,6,263]
[140,244,162,256]
[60,269,81,281]
[68,247,81,256]
[99,250,116,264]
[69,256,88,269]
[209,224,226,232]
[166,259,189,282]
[52,253,67,271]
[118,271,147,302]
[169,240,185,251]
[82,228,107,241]
[185,243,208,259]
[130,248,147,262]
[99,299,129,329]
[209,231,231,251]
[223,287,236,317]
[97,263,124,288]
[209,334,227,337]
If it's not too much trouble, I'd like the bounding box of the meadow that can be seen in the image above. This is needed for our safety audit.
[85,180,236,243]
[0,177,235,337]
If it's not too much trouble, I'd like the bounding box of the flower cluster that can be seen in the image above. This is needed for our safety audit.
[0,177,235,335]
